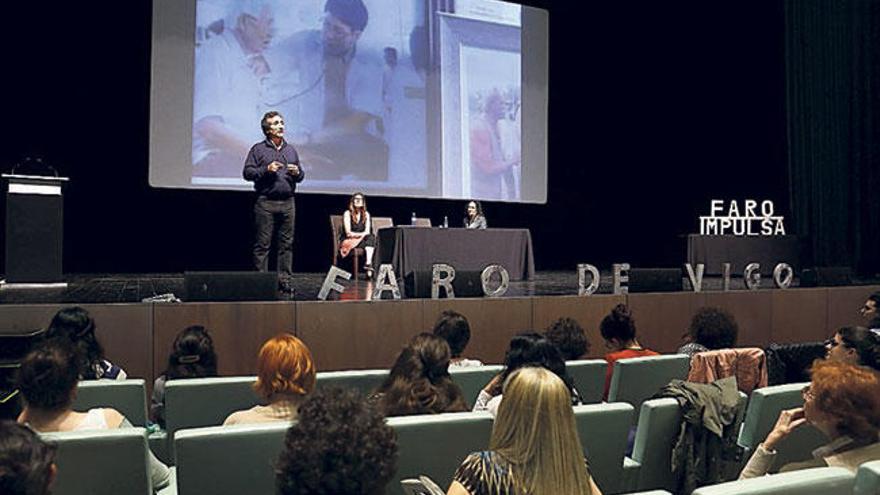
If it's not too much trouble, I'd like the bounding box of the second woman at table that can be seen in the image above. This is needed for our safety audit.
[463,200,487,229]
[339,192,376,277]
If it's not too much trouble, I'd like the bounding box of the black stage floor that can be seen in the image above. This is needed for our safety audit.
[2,271,876,305]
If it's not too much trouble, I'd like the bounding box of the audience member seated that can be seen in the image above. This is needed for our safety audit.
[15,341,170,491]
[545,317,590,361]
[339,192,377,277]
[433,310,483,367]
[0,421,57,495]
[150,325,218,427]
[45,306,126,380]
[474,333,581,415]
[825,326,880,372]
[372,333,468,416]
[861,291,880,330]
[463,200,487,229]
[740,360,880,478]
[600,304,658,400]
[276,387,397,495]
[224,333,315,425]
[448,367,603,495]
[677,307,739,357]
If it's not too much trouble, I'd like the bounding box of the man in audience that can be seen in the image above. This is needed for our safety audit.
[0,421,57,495]
[432,310,482,367]
[861,291,880,329]
[275,387,397,495]
[544,317,590,360]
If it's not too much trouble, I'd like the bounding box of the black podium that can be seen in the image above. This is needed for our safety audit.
[2,174,68,287]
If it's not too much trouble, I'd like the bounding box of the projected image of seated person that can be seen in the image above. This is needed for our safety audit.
[192,2,276,179]
[262,0,389,181]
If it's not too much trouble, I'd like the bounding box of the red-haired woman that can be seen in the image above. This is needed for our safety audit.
[740,360,880,477]
[339,192,376,277]
[223,334,316,425]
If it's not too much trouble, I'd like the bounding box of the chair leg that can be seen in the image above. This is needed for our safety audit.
[353,251,360,280]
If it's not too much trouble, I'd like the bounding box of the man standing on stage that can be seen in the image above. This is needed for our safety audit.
[243,111,305,294]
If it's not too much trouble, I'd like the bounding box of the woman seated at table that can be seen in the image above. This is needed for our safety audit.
[339,192,376,277]
[463,200,487,229]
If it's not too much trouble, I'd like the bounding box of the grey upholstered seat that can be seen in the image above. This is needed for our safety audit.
[690,466,854,494]
[73,378,148,426]
[566,359,608,404]
[387,411,494,495]
[607,354,690,420]
[315,368,389,397]
[448,365,504,409]
[854,459,880,495]
[42,427,152,495]
[174,422,289,495]
[573,402,635,494]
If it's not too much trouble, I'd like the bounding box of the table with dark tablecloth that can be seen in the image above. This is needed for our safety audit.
[377,227,535,280]
[686,234,801,275]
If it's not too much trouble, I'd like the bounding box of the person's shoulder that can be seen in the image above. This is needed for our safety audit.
[101,408,126,428]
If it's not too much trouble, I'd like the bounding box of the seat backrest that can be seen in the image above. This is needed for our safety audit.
[330,215,344,263]
[315,369,389,397]
[414,217,432,227]
[41,428,151,495]
[854,460,880,495]
[174,423,289,495]
[629,398,683,492]
[566,359,608,404]
[372,216,394,234]
[691,466,854,495]
[448,365,504,409]
[573,402,634,494]
[165,376,260,440]
[388,411,494,495]
[73,379,148,426]
[737,382,825,472]
[608,354,690,416]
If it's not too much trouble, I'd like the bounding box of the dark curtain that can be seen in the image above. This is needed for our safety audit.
[786,0,880,275]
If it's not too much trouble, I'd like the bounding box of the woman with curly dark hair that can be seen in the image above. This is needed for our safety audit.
[45,306,126,380]
[373,333,468,416]
[275,387,398,495]
[544,317,590,361]
[676,307,739,357]
[150,325,219,427]
[740,360,880,478]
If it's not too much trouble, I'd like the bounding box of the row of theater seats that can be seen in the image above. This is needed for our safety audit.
[56,355,862,495]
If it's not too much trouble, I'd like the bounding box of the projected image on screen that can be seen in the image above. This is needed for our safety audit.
[150,0,547,201]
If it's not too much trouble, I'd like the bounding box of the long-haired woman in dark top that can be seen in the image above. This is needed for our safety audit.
[339,192,377,277]
[374,333,469,416]
[150,325,218,427]
[474,333,581,415]
[45,306,126,380]
[463,200,487,229]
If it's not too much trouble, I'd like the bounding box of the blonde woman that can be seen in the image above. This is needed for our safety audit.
[448,366,602,495]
